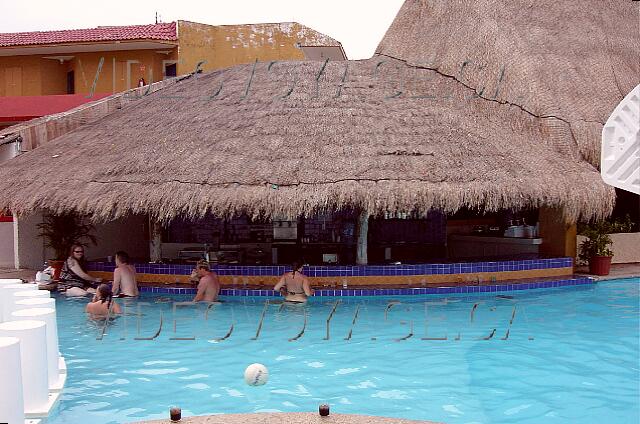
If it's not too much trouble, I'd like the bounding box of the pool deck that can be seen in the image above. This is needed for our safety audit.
[575,262,640,280]
[0,267,36,280]
[136,412,441,424]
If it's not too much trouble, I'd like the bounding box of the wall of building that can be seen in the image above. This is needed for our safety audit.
[14,212,48,269]
[12,213,150,270]
[0,56,42,96]
[0,221,14,267]
[609,232,640,263]
[90,215,150,262]
[68,49,175,95]
[39,59,68,95]
[177,21,313,75]
[0,48,178,97]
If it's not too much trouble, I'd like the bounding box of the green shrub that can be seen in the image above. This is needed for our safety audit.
[37,212,97,260]
[577,215,635,263]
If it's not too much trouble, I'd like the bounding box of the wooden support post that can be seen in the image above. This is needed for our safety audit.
[356,210,369,265]
[149,218,162,263]
[538,207,577,259]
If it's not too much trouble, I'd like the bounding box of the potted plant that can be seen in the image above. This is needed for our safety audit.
[578,221,613,275]
[578,216,635,276]
[37,212,97,279]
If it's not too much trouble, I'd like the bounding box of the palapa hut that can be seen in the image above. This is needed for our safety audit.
[0,0,637,268]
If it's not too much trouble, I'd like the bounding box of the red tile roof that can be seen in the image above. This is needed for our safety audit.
[0,22,177,47]
[0,93,111,122]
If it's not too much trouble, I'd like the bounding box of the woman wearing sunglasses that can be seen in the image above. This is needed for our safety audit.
[59,244,102,293]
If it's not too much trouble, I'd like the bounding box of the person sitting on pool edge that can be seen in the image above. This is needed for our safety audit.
[112,251,139,297]
[86,284,121,316]
[60,244,102,292]
[193,260,220,302]
[274,261,314,303]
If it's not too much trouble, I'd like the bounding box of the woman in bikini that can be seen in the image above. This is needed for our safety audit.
[274,262,314,303]
[86,284,121,317]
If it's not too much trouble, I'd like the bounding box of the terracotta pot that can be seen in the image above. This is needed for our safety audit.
[589,256,612,276]
[47,260,64,280]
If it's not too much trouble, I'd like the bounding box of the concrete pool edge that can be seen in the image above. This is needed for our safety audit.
[134,411,442,424]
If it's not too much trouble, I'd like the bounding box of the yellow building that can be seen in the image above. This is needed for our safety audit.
[0,21,345,128]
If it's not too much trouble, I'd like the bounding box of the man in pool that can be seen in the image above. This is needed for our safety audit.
[192,260,220,302]
[112,251,139,297]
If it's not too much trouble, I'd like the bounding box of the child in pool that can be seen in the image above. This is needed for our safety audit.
[86,284,121,316]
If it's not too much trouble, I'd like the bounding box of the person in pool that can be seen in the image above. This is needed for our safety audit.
[112,251,139,297]
[192,260,220,302]
[274,262,314,303]
[86,284,121,316]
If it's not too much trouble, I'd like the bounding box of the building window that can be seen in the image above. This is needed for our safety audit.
[165,63,177,78]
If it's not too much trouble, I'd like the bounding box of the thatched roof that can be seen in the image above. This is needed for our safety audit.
[0,57,614,222]
[376,0,640,167]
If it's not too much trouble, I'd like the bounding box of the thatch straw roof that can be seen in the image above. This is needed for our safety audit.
[376,0,640,167]
[0,57,614,222]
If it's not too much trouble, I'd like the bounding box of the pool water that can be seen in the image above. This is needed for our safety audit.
[48,278,639,424]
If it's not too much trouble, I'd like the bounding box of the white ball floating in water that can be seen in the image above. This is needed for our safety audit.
[244,363,269,386]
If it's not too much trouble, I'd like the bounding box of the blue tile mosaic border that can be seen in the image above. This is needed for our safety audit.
[89,257,573,277]
[138,276,593,296]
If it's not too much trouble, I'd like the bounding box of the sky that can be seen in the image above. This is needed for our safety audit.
[0,0,406,59]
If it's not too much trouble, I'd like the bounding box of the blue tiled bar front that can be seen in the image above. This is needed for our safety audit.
[88,257,573,277]
[137,276,594,296]
[87,257,576,294]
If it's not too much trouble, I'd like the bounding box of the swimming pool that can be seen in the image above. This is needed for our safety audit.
[48,278,639,424]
